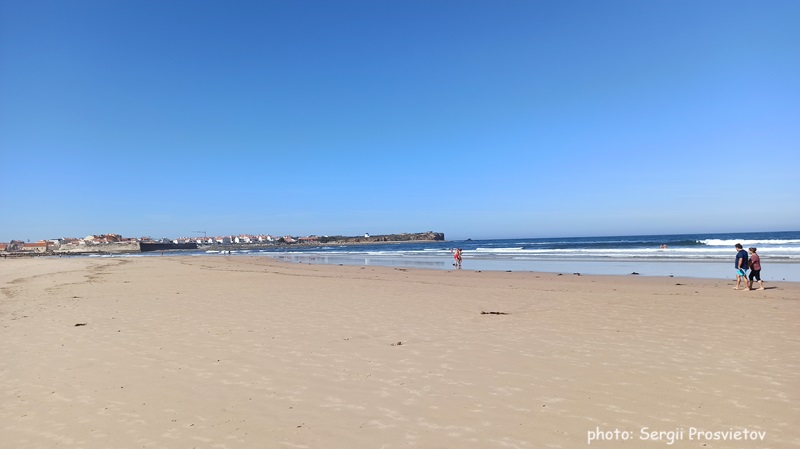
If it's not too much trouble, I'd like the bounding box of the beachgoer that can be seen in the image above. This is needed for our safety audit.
[748,247,765,290]
[453,248,462,269]
[734,243,749,290]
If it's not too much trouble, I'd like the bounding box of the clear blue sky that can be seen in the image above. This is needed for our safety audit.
[2,0,798,242]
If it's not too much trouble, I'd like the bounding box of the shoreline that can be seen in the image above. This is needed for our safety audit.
[251,252,800,283]
[17,249,800,283]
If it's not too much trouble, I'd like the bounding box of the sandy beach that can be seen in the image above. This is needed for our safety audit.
[1,256,798,449]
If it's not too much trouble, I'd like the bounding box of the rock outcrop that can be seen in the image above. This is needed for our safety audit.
[317,232,445,244]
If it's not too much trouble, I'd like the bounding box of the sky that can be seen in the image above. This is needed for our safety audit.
[1,0,798,242]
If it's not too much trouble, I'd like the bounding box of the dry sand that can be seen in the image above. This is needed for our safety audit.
[1,256,798,449]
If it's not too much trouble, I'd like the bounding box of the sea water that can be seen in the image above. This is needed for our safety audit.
[108,231,800,282]
[229,231,800,282]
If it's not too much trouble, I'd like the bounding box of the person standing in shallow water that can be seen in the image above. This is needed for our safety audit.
[734,243,749,290]
[748,247,765,290]
[452,248,462,269]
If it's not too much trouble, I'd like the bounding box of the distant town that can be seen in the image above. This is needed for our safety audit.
[0,231,445,256]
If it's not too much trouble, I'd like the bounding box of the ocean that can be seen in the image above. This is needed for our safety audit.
[187,231,800,282]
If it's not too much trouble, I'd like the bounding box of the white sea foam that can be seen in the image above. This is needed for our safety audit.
[700,238,800,246]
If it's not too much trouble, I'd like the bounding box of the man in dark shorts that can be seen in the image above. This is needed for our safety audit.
[734,243,749,290]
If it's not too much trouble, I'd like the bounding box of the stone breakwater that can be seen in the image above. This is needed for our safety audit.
[53,242,141,255]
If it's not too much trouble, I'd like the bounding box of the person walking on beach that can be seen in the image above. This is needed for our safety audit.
[734,243,749,290]
[748,247,765,290]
